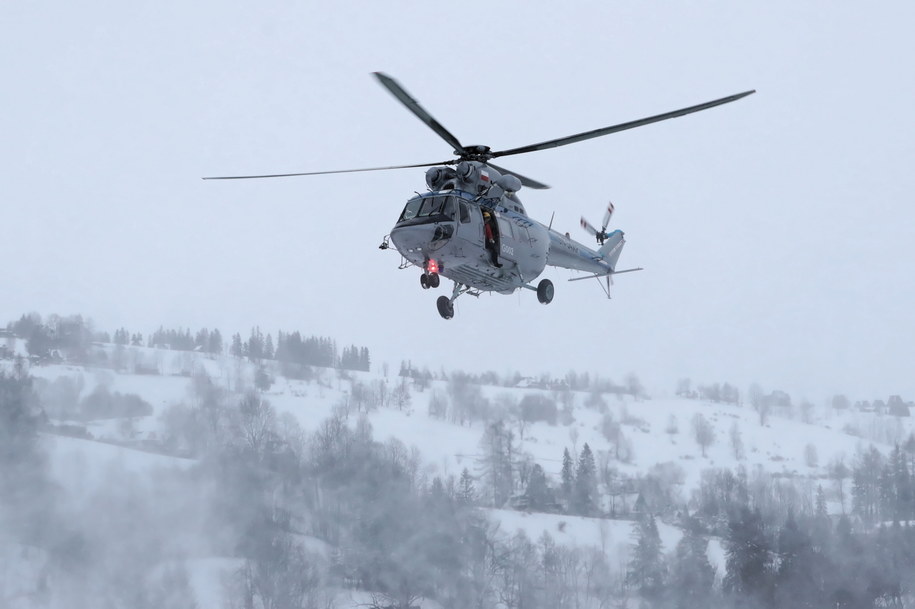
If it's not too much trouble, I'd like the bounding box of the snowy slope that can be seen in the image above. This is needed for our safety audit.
[15,345,913,607]
[487,507,726,575]
[29,347,914,511]
[43,434,193,504]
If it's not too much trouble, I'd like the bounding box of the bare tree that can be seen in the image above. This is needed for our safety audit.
[371,379,389,410]
[391,376,412,411]
[829,457,850,513]
[749,383,770,426]
[602,415,633,463]
[238,391,276,458]
[427,390,448,420]
[729,422,745,460]
[237,527,319,609]
[691,413,715,457]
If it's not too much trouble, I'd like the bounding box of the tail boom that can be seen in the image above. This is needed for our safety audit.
[545,227,627,275]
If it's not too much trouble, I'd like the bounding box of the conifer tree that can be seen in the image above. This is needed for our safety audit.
[458,468,476,506]
[669,521,715,609]
[113,328,129,345]
[247,327,264,359]
[573,443,597,515]
[774,511,823,608]
[561,448,574,508]
[195,328,210,350]
[724,506,773,606]
[524,463,552,511]
[264,334,274,360]
[626,512,665,602]
[231,333,243,358]
[208,329,223,355]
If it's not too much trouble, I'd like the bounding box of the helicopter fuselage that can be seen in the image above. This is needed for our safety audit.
[389,186,620,296]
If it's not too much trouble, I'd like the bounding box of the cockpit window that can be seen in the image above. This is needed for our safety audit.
[400,195,456,222]
[400,197,422,222]
[442,197,454,218]
[418,197,440,216]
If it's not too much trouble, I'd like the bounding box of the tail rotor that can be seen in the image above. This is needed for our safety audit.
[580,201,615,245]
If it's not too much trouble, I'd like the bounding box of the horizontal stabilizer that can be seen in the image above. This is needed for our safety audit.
[567,267,644,282]
[609,267,644,275]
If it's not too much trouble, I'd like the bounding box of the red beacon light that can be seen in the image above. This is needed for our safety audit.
[427,259,439,274]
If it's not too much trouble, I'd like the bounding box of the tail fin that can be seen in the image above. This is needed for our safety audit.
[598,230,625,270]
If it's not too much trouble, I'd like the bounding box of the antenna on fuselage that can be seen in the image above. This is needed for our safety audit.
[548,211,555,231]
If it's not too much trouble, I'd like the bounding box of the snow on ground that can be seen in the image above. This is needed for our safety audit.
[183,557,244,609]
[487,508,727,575]
[707,538,727,580]
[43,433,193,504]
[488,507,635,559]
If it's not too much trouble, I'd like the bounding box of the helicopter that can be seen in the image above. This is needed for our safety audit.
[205,73,754,319]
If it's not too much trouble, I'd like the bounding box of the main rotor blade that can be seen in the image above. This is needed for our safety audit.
[485,162,551,190]
[373,72,465,154]
[492,90,756,159]
[202,160,453,180]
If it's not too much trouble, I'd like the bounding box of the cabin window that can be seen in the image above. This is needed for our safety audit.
[459,202,470,223]
[497,217,514,239]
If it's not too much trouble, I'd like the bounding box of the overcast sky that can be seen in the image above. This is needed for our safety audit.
[3,1,913,401]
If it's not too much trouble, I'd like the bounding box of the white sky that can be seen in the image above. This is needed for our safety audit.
[2,2,913,401]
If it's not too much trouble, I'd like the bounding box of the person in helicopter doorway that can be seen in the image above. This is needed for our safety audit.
[482,211,502,268]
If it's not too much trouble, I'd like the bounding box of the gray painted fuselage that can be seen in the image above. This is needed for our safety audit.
[389,180,622,295]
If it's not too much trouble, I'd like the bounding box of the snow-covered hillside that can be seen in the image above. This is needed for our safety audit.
[27,346,909,505]
[5,343,915,608]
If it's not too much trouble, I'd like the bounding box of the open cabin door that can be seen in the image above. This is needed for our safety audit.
[494,213,518,265]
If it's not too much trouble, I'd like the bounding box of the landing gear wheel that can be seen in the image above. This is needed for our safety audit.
[429,273,440,288]
[420,274,429,289]
[537,279,554,304]
[436,296,454,320]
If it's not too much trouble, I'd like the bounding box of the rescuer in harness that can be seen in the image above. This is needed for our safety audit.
[482,210,502,268]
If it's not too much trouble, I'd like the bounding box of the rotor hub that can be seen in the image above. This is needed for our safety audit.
[457,144,493,160]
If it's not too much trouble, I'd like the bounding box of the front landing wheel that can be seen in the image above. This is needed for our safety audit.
[436,296,454,320]
[537,279,554,304]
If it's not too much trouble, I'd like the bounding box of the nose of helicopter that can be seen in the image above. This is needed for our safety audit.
[390,222,452,254]
[389,224,433,255]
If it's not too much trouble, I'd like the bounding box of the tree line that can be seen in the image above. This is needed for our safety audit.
[5,313,373,373]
